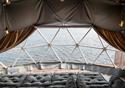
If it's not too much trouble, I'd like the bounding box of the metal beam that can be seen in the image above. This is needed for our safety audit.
[22,48,37,65]
[78,27,91,44]
[12,40,28,67]
[35,24,91,28]
[78,47,88,64]
[105,51,117,68]
[66,28,77,43]
[50,28,60,43]
[0,61,7,68]
[37,28,49,43]
[51,47,63,63]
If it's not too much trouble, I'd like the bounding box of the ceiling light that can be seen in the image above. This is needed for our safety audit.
[119,20,124,28]
[60,0,64,2]
[5,0,11,5]
[5,27,9,35]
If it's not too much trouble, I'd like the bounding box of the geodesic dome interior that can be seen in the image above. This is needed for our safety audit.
[0,0,124,74]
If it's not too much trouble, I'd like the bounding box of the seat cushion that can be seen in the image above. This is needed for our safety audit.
[65,76,77,88]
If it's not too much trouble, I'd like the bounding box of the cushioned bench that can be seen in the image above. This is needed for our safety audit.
[0,72,109,88]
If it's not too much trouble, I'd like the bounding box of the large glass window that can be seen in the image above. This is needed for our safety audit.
[0,27,117,68]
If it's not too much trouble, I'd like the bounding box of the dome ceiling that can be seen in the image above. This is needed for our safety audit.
[0,0,124,39]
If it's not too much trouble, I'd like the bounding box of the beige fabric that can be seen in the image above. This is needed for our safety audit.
[0,26,35,53]
[95,26,125,51]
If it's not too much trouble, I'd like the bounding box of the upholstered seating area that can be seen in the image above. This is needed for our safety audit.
[0,72,109,88]
[77,73,109,88]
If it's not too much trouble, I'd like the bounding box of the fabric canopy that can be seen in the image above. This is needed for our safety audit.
[0,0,125,52]
[0,0,124,39]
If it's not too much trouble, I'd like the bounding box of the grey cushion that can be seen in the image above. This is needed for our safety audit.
[76,76,87,88]
[65,76,77,88]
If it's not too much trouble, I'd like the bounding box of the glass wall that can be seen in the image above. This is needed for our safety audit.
[0,27,117,68]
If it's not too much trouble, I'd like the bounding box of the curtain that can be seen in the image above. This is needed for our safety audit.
[0,26,35,53]
[115,51,125,69]
[95,26,125,52]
